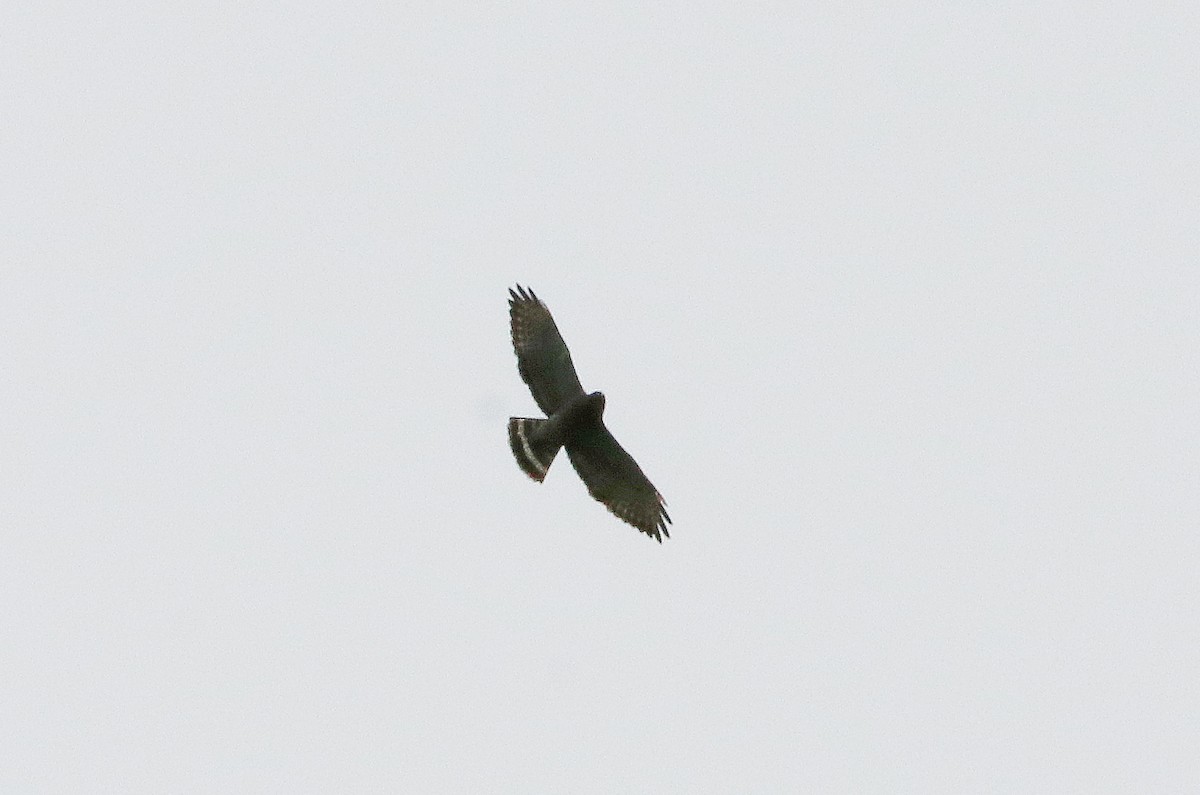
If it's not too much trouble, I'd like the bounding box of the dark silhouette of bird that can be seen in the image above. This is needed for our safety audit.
[507,285,671,542]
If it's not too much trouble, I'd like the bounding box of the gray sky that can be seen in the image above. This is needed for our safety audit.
[3,3,1197,791]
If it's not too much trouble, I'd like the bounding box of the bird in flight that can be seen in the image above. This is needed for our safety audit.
[507,285,671,542]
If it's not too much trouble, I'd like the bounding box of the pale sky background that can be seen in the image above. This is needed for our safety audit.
[3,3,1198,792]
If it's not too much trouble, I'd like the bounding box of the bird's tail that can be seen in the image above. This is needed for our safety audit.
[508,417,561,483]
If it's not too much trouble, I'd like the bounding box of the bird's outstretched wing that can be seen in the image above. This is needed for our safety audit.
[509,285,585,415]
[566,425,671,542]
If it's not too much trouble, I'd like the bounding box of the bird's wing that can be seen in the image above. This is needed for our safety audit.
[566,425,671,542]
[509,285,585,415]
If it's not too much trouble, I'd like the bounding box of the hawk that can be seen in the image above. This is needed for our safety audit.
[507,285,671,542]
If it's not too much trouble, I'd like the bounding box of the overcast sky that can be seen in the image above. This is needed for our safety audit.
[3,2,1197,792]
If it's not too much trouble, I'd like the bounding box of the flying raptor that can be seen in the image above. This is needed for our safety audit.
[507,285,671,542]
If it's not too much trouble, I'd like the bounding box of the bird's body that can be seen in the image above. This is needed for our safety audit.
[507,391,605,482]
[507,286,671,542]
